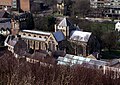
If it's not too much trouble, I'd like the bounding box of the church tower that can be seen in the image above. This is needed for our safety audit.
[55,18,73,38]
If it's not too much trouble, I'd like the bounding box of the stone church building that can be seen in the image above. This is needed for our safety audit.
[4,18,100,57]
[55,18,100,56]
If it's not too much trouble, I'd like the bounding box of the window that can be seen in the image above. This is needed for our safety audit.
[44,37,47,39]
[28,34,31,36]
[62,30,65,32]
[39,42,41,50]
[23,33,26,35]
[0,6,2,9]
[34,35,36,37]
[12,0,17,9]
[35,41,39,49]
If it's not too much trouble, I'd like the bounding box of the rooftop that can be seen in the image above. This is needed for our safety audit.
[0,21,11,29]
[21,35,46,42]
[70,31,92,42]
[22,30,51,36]
[58,18,73,27]
[53,31,65,42]
[0,18,11,22]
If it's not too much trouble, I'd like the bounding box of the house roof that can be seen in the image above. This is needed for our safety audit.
[70,31,92,42]
[0,11,6,18]
[53,31,65,42]
[0,18,11,22]
[22,30,51,36]
[0,21,11,29]
[21,35,46,42]
[58,18,80,34]
[57,0,63,3]
[58,18,73,27]
[0,11,10,18]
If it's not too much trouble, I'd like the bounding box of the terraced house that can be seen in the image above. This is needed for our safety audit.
[90,0,120,18]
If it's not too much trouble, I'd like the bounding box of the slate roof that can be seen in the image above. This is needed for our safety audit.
[0,11,6,18]
[22,30,51,36]
[58,18,80,35]
[70,31,92,43]
[57,0,63,3]
[0,11,10,18]
[53,31,65,42]
[0,18,11,29]
[0,21,11,29]
[58,18,73,27]
[0,18,11,22]
[21,35,46,42]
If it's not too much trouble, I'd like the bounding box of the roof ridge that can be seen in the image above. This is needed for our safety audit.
[58,18,73,27]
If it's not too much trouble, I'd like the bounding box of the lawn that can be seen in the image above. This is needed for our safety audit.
[101,50,120,59]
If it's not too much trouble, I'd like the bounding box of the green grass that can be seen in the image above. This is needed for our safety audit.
[53,13,64,17]
[101,50,120,59]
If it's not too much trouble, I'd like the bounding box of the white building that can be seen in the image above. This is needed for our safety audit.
[90,0,107,8]
[115,22,120,31]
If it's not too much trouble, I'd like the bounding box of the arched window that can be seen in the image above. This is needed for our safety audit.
[34,35,36,37]
[44,36,47,39]
[28,34,31,36]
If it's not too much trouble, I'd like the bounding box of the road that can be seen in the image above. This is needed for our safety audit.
[81,17,120,23]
